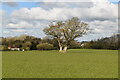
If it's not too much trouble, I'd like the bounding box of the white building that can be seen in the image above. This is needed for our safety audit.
[8,46,20,51]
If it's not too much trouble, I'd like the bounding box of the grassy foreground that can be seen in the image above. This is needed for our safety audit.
[2,49,118,78]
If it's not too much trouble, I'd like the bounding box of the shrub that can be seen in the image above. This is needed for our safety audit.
[21,46,30,50]
[37,43,54,50]
[69,41,80,49]
[0,45,8,51]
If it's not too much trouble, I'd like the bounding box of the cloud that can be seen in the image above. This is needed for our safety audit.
[37,2,94,9]
[0,10,5,28]
[12,2,118,22]
[3,30,10,34]
[0,10,5,18]
[5,21,34,28]
[11,29,26,32]
[1,0,119,2]
[4,19,48,29]
[1,0,52,2]
[3,2,18,7]
[88,20,118,34]
[2,0,119,41]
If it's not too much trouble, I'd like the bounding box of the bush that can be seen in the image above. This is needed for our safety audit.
[37,43,54,50]
[21,46,30,50]
[0,45,8,51]
[69,41,80,49]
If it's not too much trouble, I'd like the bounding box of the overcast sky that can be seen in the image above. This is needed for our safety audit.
[0,0,119,41]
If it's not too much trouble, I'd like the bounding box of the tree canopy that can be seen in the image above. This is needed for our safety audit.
[43,17,89,52]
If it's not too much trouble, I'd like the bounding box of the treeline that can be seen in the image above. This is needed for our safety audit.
[0,35,80,51]
[82,34,119,50]
[0,34,119,51]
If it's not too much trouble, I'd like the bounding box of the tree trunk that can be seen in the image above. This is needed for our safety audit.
[59,46,63,52]
[63,46,67,52]
[57,38,63,52]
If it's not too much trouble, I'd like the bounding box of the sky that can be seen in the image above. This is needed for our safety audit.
[0,0,119,42]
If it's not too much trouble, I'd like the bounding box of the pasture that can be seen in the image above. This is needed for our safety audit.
[2,49,118,78]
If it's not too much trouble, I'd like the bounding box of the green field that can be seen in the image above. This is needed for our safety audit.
[2,49,118,78]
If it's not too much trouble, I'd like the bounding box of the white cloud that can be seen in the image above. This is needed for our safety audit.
[3,30,10,34]
[2,0,119,2]
[37,2,94,9]
[3,2,18,7]
[89,20,117,28]
[88,20,118,34]
[6,21,33,28]
[2,0,119,41]
[11,29,26,32]
[0,10,4,28]
[0,10,5,18]
[12,1,118,21]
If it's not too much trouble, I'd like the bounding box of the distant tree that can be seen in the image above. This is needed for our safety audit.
[21,46,30,50]
[41,37,59,49]
[23,41,32,47]
[0,38,2,45]
[44,17,89,52]
[83,34,119,50]
[30,42,37,50]
[69,41,80,49]
[0,45,8,51]
[14,40,23,47]
[37,43,54,50]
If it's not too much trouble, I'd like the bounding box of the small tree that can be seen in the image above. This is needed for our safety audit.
[43,17,89,52]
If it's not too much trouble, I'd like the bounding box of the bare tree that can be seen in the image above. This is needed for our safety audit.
[43,17,89,52]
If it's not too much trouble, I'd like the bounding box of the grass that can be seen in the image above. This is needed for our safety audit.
[2,49,118,78]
